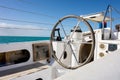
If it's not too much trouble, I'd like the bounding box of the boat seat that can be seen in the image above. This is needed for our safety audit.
[0,62,49,80]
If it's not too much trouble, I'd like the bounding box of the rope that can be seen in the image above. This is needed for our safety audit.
[0,17,54,25]
[0,5,57,18]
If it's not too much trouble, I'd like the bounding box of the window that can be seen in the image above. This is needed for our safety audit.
[0,49,30,67]
[33,43,50,61]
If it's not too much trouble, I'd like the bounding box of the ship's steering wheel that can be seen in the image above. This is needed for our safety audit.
[50,15,95,69]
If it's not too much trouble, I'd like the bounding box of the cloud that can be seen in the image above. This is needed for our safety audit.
[0,22,51,36]
[0,22,49,30]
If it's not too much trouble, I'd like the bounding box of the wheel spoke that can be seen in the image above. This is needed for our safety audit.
[69,43,79,64]
[59,42,68,61]
[69,20,81,40]
[60,22,68,38]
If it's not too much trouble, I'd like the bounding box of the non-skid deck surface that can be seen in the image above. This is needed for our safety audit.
[0,62,49,80]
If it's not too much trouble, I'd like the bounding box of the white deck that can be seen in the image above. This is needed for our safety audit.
[55,49,120,80]
[0,62,50,80]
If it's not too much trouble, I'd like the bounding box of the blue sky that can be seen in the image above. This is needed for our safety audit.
[0,0,120,36]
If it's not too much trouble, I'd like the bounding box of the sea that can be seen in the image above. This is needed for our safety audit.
[0,36,50,44]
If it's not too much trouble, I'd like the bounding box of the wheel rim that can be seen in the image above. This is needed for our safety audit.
[50,15,95,69]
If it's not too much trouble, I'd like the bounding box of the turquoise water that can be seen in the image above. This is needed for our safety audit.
[0,36,50,43]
